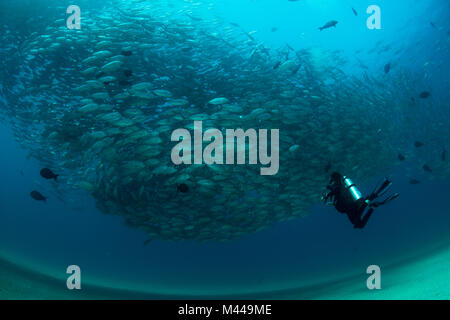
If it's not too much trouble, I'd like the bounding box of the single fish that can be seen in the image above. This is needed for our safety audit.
[430,22,437,29]
[102,78,115,85]
[30,190,47,202]
[271,27,278,32]
[352,8,358,16]
[423,164,433,173]
[324,162,332,173]
[40,168,58,181]
[442,149,447,161]
[143,239,152,246]
[121,50,133,56]
[409,179,421,185]
[419,91,431,99]
[273,61,282,70]
[397,154,405,161]
[123,69,133,77]
[119,80,131,86]
[177,183,189,193]
[185,13,202,21]
[384,63,391,74]
[319,20,338,31]
[246,32,255,41]
[249,47,258,59]
[291,65,301,75]
[414,141,424,148]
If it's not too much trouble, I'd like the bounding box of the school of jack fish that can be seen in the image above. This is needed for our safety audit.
[0,0,449,242]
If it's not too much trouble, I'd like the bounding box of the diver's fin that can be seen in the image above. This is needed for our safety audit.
[369,178,392,200]
[370,193,399,208]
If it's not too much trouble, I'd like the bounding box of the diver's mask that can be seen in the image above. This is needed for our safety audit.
[321,191,334,206]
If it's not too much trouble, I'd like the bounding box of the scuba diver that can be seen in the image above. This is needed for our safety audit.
[322,172,399,229]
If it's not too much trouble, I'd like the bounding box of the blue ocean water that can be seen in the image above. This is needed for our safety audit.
[0,0,449,298]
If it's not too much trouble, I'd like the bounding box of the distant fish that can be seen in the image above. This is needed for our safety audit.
[442,149,447,162]
[177,183,189,193]
[324,162,332,173]
[40,168,58,181]
[271,27,278,32]
[430,22,437,29]
[101,77,116,85]
[119,80,131,86]
[352,8,358,16]
[123,69,133,77]
[30,190,47,202]
[249,47,258,59]
[384,63,391,74]
[208,97,229,105]
[414,141,424,148]
[397,154,405,161]
[230,22,240,27]
[185,13,202,21]
[121,50,133,56]
[291,65,301,75]
[319,20,338,31]
[409,179,421,185]
[143,239,152,246]
[246,32,256,41]
[273,61,282,70]
[423,164,433,173]
[419,91,431,99]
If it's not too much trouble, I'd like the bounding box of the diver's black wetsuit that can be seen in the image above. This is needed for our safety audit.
[323,172,399,229]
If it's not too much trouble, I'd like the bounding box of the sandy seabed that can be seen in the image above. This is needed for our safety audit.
[1,241,449,300]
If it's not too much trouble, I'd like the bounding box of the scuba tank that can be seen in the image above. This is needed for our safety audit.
[342,176,363,201]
